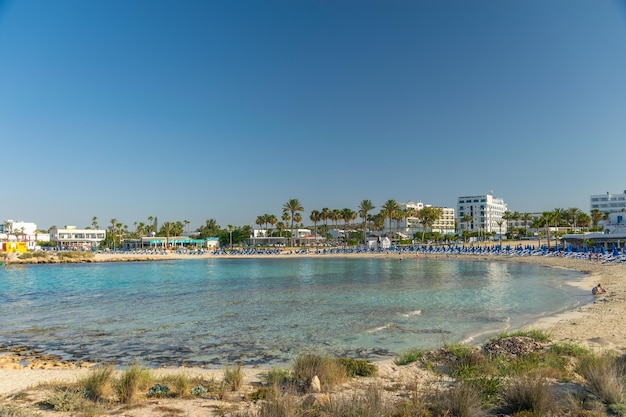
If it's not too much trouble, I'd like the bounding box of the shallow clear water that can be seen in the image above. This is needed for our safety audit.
[0,257,589,367]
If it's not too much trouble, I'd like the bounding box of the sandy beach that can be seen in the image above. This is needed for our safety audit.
[2,251,625,400]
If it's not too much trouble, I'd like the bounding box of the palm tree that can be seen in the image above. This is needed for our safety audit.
[381,200,400,240]
[578,212,591,231]
[520,212,533,237]
[267,214,278,238]
[227,224,234,249]
[542,211,554,250]
[358,199,375,245]
[255,215,265,235]
[321,208,331,232]
[496,220,504,247]
[531,217,544,248]
[461,214,473,243]
[341,208,356,246]
[281,212,291,240]
[502,211,514,238]
[590,209,605,231]
[147,216,155,236]
[276,222,286,240]
[310,210,321,242]
[566,207,581,232]
[293,213,302,244]
[92,216,99,230]
[372,214,385,238]
[283,199,304,247]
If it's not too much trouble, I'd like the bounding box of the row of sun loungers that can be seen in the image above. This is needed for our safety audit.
[207,243,626,263]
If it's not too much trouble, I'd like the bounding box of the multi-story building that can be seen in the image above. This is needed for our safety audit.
[50,226,106,249]
[398,201,456,237]
[590,190,626,214]
[457,193,508,236]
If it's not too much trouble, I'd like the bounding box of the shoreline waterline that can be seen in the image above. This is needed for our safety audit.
[2,252,624,396]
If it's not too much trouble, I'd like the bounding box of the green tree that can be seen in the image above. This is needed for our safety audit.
[358,199,375,244]
[310,210,321,241]
[197,219,220,239]
[541,211,554,249]
[590,209,605,231]
[531,217,544,248]
[381,200,400,240]
[283,199,304,247]
[565,207,581,231]
[341,208,357,246]
[461,214,473,243]
[418,206,444,243]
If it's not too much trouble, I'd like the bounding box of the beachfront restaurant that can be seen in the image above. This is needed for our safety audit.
[121,236,218,251]
[561,212,626,251]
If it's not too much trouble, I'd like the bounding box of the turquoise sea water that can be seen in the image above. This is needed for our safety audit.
[0,257,589,367]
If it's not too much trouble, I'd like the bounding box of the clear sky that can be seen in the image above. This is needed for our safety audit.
[1,0,626,231]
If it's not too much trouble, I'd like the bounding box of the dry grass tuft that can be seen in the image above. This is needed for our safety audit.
[503,375,556,415]
[223,363,245,392]
[578,354,625,405]
[117,362,153,404]
[81,364,115,401]
[292,353,346,392]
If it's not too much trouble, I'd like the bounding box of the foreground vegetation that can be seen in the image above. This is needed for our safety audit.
[3,330,626,416]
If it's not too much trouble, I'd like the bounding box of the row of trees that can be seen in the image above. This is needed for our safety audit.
[81,202,609,249]
[257,198,444,246]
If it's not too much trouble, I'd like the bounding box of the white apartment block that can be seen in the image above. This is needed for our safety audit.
[457,194,508,235]
[50,226,106,249]
[590,190,626,214]
[398,201,456,236]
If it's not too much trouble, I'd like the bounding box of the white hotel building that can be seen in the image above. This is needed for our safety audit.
[590,190,626,214]
[397,201,456,237]
[457,193,508,236]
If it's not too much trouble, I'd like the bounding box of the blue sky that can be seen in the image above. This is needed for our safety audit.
[1,0,626,230]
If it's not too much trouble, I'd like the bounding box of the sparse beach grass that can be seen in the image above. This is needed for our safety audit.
[5,332,626,416]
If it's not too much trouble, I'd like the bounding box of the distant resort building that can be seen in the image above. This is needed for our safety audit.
[1,219,49,251]
[561,189,626,250]
[562,211,626,250]
[590,190,626,214]
[457,193,508,237]
[50,226,106,250]
[121,236,218,251]
[397,201,456,236]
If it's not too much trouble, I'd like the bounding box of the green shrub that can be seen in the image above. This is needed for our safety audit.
[191,385,208,397]
[393,348,425,366]
[550,342,591,358]
[491,329,551,343]
[42,387,86,412]
[147,383,170,398]
[260,367,292,386]
[339,358,378,377]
